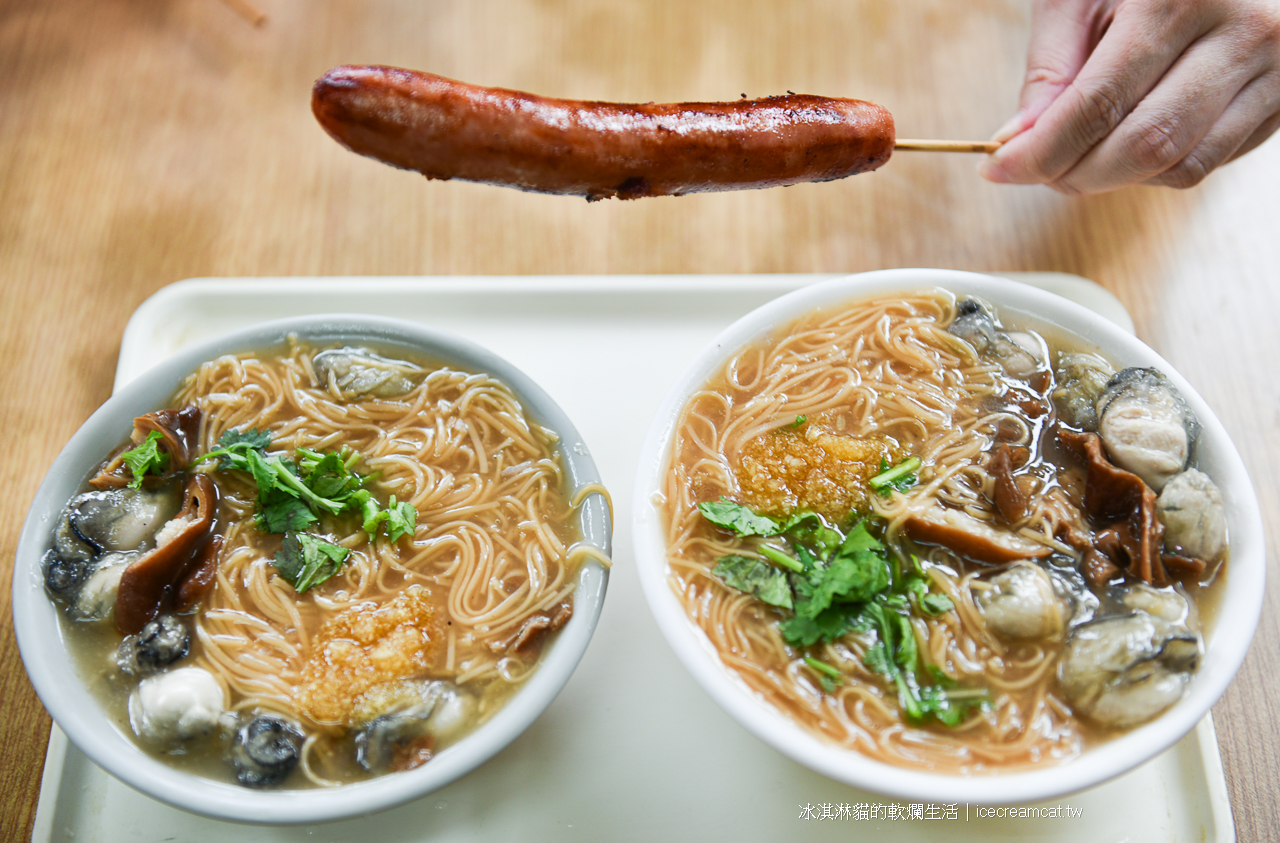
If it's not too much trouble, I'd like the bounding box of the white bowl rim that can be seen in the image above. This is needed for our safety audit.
[13,313,611,825]
[632,268,1264,806]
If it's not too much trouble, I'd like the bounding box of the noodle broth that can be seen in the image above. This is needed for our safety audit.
[46,336,609,790]
[657,287,1227,776]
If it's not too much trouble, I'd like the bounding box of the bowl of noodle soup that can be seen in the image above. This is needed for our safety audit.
[633,269,1263,805]
[14,314,611,824]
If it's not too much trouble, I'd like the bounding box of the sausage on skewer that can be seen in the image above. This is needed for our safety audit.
[311,66,896,201]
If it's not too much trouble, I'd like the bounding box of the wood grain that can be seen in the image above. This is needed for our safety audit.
[2,0,1278,839]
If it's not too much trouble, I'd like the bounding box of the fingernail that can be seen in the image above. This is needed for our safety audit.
[990,112,1025,144]
[978,157,1012,184]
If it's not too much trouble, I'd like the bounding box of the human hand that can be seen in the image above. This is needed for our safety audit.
[979,0,1280,194]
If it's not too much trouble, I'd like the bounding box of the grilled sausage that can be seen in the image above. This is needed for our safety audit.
[311,66,895,200]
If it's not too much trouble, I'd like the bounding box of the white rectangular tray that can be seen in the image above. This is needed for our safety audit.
[33,274,1231,843]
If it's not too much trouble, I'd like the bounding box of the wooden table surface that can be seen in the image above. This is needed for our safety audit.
[2,0,1276,840]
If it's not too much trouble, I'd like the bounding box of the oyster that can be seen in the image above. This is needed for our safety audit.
[72,552,133,621]
[1058,589,1201,728]
[128,667,225,746]
[43,486,181,611]
[229,715,304,788]
[950,299,1044,378]
[65,487,180,557]
[312,347,423,400]
[353,680,476,773]
[1157,469,1228,562]
[1052,352,1116,430]
[1095,368,1198,492]
[116,613,191,677]
[974,562,1067,640]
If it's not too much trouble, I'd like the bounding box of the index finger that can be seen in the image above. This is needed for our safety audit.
[990,1,1215,185]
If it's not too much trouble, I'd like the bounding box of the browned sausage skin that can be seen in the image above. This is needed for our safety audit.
[311,66,895,200]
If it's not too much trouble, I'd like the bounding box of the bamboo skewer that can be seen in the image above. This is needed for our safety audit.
[221,0,267,25]
[894,139,1001,153]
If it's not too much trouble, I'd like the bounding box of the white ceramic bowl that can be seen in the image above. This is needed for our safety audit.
[632,268,1264,806]
[13,314,611,824]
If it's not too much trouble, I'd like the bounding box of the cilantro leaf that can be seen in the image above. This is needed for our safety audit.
[903,574,928,600]
[917,685,989,726]
[698,498,784,537]
[788,522,890,623]
[920,667,991,724]
[217,427,272,450]
[858,599,925,719]
[383,497,416,542]
[201,428,271,471]
[700,510,894,648]
[299,450,360,499]
[777,511,845,557]
[121,431,170,488]
[902,573,954,616]
[857,597,984,724]
[779,605,861,647]
[273,531,350,593]
[862,641,893,675]
[791,556,881,621]
[920,592,955,616]
[870,456,922,497]
[296,447,369,499]
[698,500,846,557]
[713,555,794,610]
[836,520,884,556]
[245,448,284,500]
[257,494,317,533]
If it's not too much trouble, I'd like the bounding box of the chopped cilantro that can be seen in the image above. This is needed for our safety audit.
[713,555,794,610]
[296,447,364,500]
[903,574,955,616]
[356,491,417,542]
[697,498,784,537]
[121,430,170,488]
[383,497,417,542]
[197,428,418,542]
[920,592,955,616]
[699,498,845,558]
[803,655,844,693]
[777,511,845,557]
[697,497,984,726]
[779,607,860,647]
[205,428,272,470]
[258,494,317,534]
[858,598,986,724]
[758,543,805,573]
[273,531,351,593]
[787,524,890,628]
[870,456,922,497]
